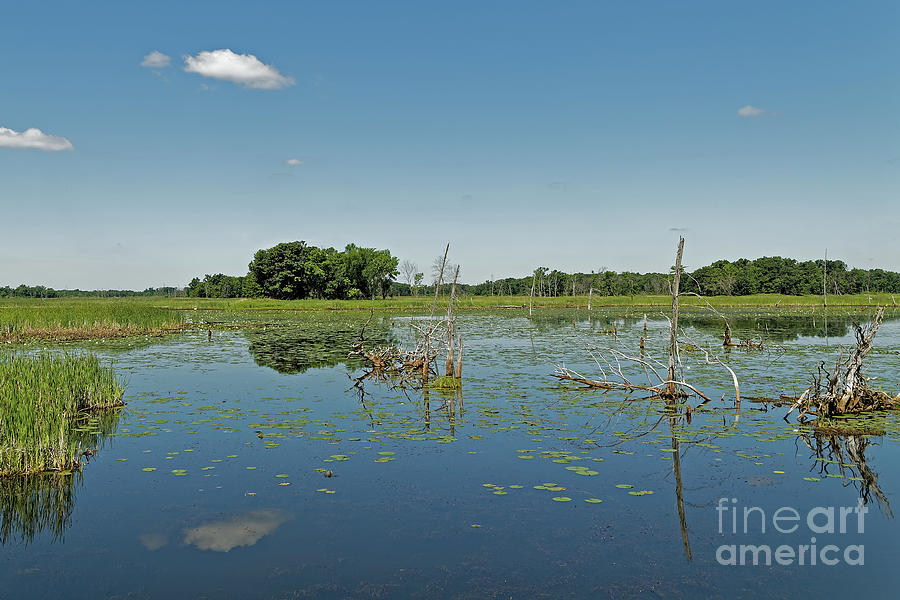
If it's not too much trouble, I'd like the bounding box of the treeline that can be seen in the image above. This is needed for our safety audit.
[687,258,900,296]
[0,285,182,298]
[6,254,900,300]
[462,269,669,297]
[186,274,257,299]
[461,257,900,297]
[187,241,399,300]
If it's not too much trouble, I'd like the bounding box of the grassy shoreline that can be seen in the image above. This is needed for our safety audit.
[0,299,186,343]
[0,293,894,343]
[149,292,895,311]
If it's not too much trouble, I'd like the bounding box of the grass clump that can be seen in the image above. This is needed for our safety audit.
[0,298,185,342]
[429,375,462,390]
[0,352,125,476]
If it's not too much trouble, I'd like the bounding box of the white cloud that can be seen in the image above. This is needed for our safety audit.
[0,126,73,151]
[183,49,294,90]
[284,158,303,166]
[737,105,766,118]
[183,510,290,552]
[141,51,171,68]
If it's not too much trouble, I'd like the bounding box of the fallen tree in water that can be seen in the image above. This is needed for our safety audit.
[723,323,763,349]
[798,430,893,518]
[552,238,742,424]
[787,306,898,421]
[349,243,464,390]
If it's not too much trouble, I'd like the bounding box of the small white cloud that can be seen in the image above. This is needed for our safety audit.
[183,510,290,552]
[284,158,303,166]
[737,105,766,118]
[183,49,294,90]
[141,51,171,68]
[0,126,73,151]
[138,533,167,551]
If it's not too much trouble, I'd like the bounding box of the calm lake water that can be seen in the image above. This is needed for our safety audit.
[2,308,899,598]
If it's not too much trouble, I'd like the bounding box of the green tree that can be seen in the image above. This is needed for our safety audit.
[248,241,327,299]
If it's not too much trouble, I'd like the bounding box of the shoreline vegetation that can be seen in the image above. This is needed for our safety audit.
[0,300,187,343]
[0,352,124,477]
[150,293,897,310]
[0,294,894,343]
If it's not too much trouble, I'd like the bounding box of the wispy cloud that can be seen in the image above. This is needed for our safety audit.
[737,105,766,118]
[138,533,167,551]
[284,158,303,166]
[141,51,171,69]
[0,126,73,151]
[184,49,294,90]
[669,227,689,232]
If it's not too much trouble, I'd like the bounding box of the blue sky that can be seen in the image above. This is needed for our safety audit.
[1,1,897,289]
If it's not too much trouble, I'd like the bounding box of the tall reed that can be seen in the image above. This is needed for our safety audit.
[0,352,124,476]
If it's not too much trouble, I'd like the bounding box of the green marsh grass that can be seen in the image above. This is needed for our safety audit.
[0,352,125,476]
[151,293,897,312]
[1,293,891,344]
[0,298,185,342]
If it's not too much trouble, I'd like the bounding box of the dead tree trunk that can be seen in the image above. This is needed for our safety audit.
[431,243,449,317]
[529,274,535,318]
[665,237,684,397]
[787,306,896,420]
[836,306,885,413]
[446,265,459,376]
[421,329,431,385]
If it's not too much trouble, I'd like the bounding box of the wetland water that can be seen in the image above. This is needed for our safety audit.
[2,308,900,598]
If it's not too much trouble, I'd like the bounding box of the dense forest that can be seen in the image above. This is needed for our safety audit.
[4,250,900,300]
